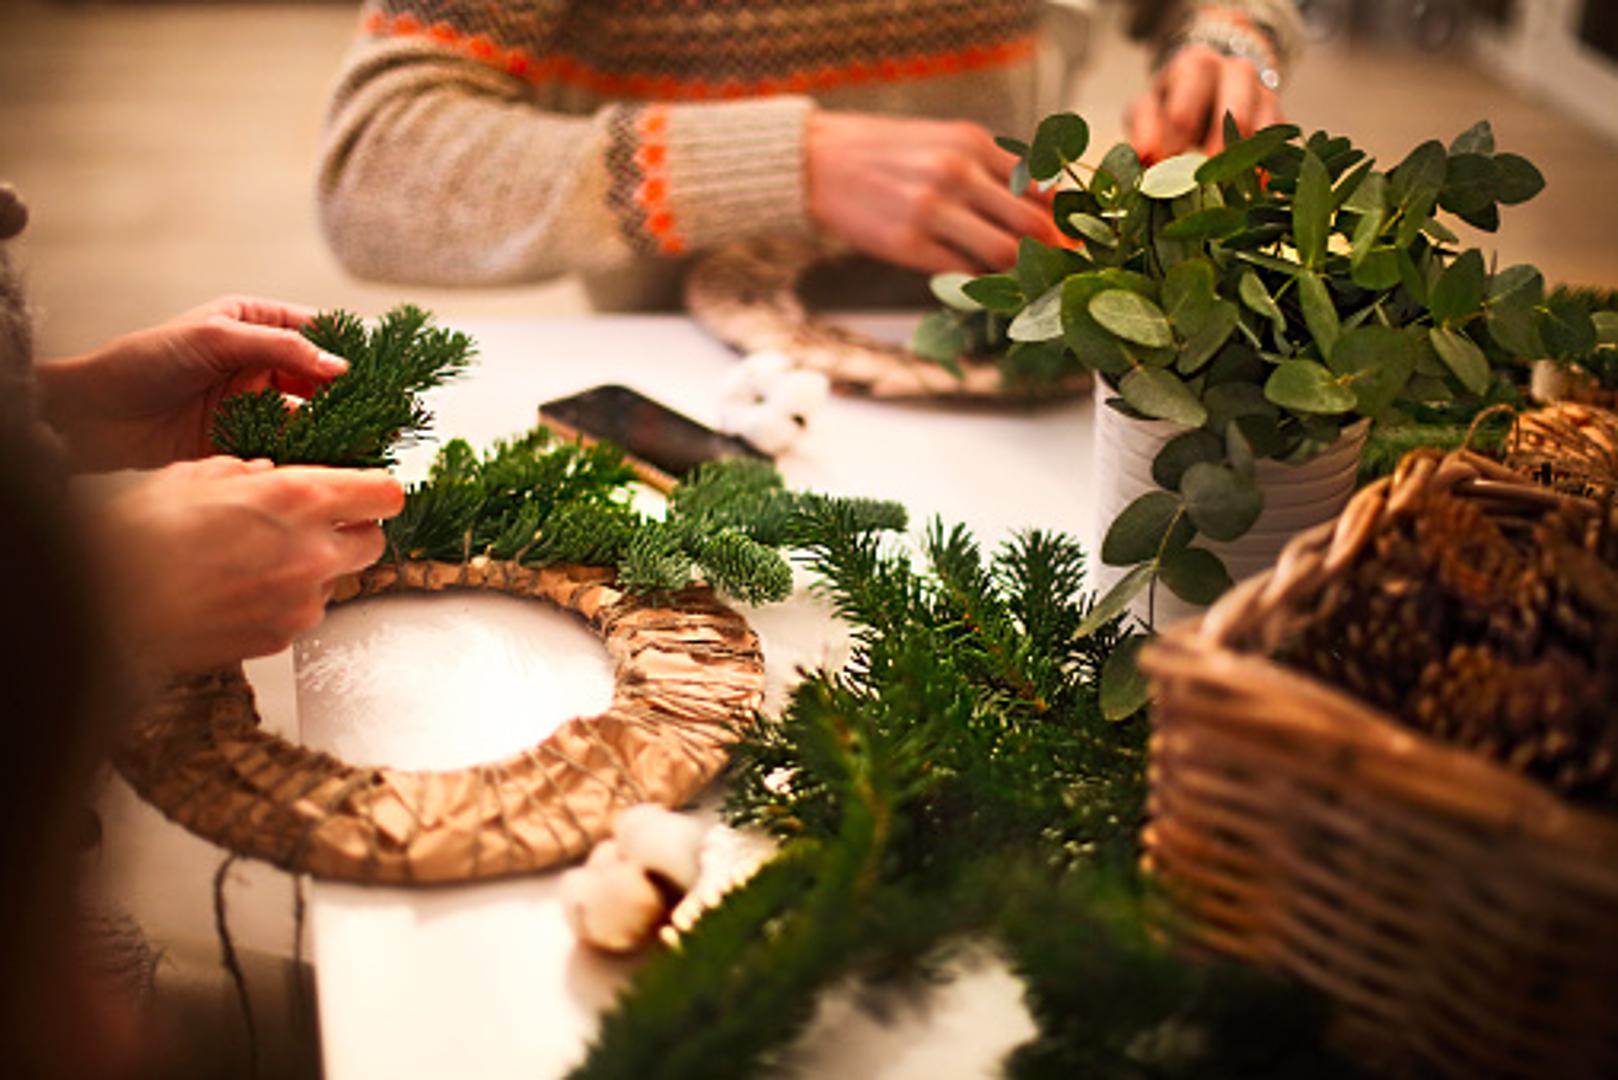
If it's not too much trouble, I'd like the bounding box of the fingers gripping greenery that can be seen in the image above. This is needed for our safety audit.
[919,113,1558,635]
[211,305,476,467]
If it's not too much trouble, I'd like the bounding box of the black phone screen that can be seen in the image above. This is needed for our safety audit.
[539,384,768,478]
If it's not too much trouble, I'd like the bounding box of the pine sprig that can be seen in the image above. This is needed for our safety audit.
[211,304,475,467]
[383,432,903,604]
[575,508,1341,1075]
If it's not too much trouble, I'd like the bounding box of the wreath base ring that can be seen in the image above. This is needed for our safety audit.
[116,560,765,885]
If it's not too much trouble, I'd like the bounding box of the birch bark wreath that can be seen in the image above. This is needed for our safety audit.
[115,307,904,884]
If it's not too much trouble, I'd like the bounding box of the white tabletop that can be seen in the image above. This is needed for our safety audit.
[278,314,1099,1079]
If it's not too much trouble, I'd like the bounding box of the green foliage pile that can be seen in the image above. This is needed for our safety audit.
[1547,285,1618,389]
[915,114,1566,629]
[388,438,905,605]
[573,513,1349,1079]
[212,305,475,467]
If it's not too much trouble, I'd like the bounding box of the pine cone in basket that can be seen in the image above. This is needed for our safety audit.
[1281,486,1618,810]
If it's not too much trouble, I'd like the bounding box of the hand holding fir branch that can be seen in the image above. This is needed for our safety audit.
[36,295,350,471]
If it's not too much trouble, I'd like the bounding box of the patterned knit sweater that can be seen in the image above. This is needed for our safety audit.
[318,0,1300,310]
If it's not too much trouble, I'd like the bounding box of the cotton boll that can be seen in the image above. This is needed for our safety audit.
[661,825,779,946]
[735,410,802,455]
[560,839,668,954]
[740,349,793,384]
[612,804,706,891]
[718,362,760,406]
[771,370,830,417]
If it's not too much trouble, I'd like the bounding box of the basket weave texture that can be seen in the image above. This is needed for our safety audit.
[1141,450,1618,1078]
[117,560,764,884]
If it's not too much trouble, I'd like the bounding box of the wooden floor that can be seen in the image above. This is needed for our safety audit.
[3,0,1617,965]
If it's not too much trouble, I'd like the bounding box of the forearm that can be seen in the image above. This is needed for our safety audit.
[318,39,813,286]
[1138,1,1303,78]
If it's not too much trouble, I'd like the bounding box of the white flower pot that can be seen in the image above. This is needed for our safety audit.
[1090,391,1370,627]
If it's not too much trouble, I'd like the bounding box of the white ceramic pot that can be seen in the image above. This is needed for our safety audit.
[1090,390,1370,627]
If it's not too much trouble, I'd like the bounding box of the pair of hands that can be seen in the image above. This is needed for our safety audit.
[806,46,1280,275]
[39,296,403,672]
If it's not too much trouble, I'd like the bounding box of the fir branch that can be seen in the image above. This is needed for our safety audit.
[211,304,475,467]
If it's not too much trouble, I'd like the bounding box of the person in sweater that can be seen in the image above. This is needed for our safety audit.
[318,0,1301,310]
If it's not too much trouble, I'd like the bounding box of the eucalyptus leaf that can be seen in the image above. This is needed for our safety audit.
[1015,237,1074,297]
[1102,490,1192,565]
[1181,463,1264,541]
[1265,359,1357,414]
[1100,634,1150,721]
[1029,112,1089,181]
[911,311,966,366]
[1161,259,1217,335]
[1449,120,1495,156]
[1178,303,1239,375]
[1161,206,1246,241]
[1489,264,1545,307]
[1458,202,1501,233]
[1541,296,1598,358]
[1239,270,1285,332]
[1429,326,1492,394]
[1438,153,1499,217]
[1328,325,1417,415]
[1343,170,1387,215]
[1008,285,1065,342]
[1120,366,1208,427]
[928,272,981,312]
[1096,141,1142,196]
[1204,382,1278,436]
[1429,249,1486,325]
[1493,153,1545,205]
[1151,429,1225,490]
[1292,150,1332,268]
[961,274,1024,313]
[1196,123,1300,184]
[1390,140,1447,212]
[1010,157,1031,196]
[1351,248,1402,291]
[1075,565,1152,639]
[1159,546,1234,605]
[1332,159,1376,212]
[1297,270,1341,359]
[1140,153,1208,199]
[1225,421,1256,477]
[1091,290,1175,348]
[1068,213,1117,247]
[995,135,1030,157]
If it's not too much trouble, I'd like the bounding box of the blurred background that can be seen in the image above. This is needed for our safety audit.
[4,0,1617,361]
[3,0,1617,965]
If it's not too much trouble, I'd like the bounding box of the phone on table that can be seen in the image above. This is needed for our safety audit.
[539,384,768,492]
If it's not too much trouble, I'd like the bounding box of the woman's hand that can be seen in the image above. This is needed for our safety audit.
[1126,45,1284,163]
[805,111,1063,275]
[38,295,348,471]
[93,457,404,671]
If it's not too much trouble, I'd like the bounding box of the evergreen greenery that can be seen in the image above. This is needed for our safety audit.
[1547,285,1618,389]
[387,435,906,605]
[572,510,1348,1078]
[212,305,475,467]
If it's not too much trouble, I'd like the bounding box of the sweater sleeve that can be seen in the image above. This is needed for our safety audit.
[317,22,814,287]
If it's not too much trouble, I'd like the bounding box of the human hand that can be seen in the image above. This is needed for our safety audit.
[93,457,403,671]
[805,111,1064,275]
[1125,45,1284,163]
[38,295,348,471]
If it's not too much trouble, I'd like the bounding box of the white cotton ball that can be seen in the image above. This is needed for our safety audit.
[661,825,779,945]
[611,804,706,891]
[736,409,803,455]
[715,398,756,435]
[718,362,759,406]
[560,839,668,954]
[770,370,830,417]
[740,349,794,385]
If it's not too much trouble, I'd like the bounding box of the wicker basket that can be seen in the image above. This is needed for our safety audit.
[1140,450,1618,1078]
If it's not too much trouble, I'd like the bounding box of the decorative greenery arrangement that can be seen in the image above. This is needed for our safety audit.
[213,304,476,467]
[386,437,905,604]
[1545,285,1618,392]
[913,113,1578,634]
[574,512,1351,1078]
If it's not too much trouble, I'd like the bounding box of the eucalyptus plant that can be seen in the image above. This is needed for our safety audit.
[916,111,1579,684]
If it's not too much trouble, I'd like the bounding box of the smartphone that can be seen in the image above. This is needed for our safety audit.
[539,384,767,490]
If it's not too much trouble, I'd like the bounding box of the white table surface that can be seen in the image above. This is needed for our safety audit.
[275,313,1100,1079]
